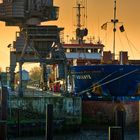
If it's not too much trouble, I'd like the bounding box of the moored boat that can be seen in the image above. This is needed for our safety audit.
[62,0,140,126]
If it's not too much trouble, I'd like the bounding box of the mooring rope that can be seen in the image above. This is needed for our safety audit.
[91,70,118,87]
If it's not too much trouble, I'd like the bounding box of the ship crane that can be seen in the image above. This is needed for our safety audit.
[0,0,67,95]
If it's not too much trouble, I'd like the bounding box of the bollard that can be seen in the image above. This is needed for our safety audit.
[45,104,53,140]
[109,126,123,140]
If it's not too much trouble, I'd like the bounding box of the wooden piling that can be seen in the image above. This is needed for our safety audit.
[0,86,8,140]
[45,104,53,140]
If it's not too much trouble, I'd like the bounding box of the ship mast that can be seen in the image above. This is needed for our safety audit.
[112,0,118,60]
[101,0,120,60]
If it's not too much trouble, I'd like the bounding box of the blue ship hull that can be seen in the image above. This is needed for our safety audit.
[70,65,140,100]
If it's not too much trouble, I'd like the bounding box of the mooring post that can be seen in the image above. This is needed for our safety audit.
[17,108,20,137]
[45,104,53,140]
[139,101,140,140]
[0,86,8,140]
[109,126,123,140]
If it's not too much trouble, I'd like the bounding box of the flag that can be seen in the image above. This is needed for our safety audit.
[101,23,107,30]
[119,25,125,32]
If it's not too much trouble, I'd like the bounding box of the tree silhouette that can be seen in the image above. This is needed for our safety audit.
[29,66,41,81]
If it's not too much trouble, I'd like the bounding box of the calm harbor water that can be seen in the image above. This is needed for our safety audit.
[10,128,138,140]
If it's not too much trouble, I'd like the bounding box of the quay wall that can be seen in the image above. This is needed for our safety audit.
[9,96,82,125]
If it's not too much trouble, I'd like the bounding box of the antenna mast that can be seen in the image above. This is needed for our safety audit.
[74,0,88,43]
[77,2,82,29]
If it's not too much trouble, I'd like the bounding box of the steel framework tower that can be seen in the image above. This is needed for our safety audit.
[0,0,67,95]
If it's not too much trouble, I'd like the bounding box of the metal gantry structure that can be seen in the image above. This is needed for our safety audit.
[0,0,67,96]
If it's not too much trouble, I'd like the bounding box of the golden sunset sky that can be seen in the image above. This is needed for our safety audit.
[0,0,140,71]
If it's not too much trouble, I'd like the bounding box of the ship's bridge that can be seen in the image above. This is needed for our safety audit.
[63,43,104,65]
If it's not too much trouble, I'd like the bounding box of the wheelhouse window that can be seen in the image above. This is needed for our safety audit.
[94,48,98,53]
[66,48,70,53]
[65,48,76,53]
[77,48,85,52]
[87,49,91,53]
[71,48,76,52]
